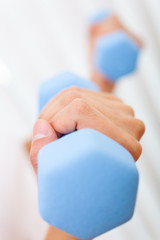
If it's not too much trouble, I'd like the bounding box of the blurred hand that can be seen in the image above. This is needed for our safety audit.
[89,14,143,92]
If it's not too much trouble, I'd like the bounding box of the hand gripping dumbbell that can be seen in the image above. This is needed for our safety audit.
[38,72,139,239]
[89,9,140,82]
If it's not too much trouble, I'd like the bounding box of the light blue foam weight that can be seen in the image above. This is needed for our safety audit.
[88,9,111,24]
[94,30,140,82]
[38,72,139,239]
[38,129,139,239]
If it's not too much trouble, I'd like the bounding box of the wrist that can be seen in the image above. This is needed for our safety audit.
[45,226,82,240]
[91,70,115,92]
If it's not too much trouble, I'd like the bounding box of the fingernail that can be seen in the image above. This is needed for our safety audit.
[33,119,53,142]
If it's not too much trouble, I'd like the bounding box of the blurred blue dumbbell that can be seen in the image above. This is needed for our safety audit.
[90,10,140,82]
[38,72,99,113]
[38,72,139,239]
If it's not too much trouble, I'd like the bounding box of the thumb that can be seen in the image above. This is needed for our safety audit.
[30,119,58,174]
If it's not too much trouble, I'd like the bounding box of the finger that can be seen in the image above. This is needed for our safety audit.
[39,88,82,121]
[42,94,133,122]
[125,118,145,141]
[61,87,122,102]
[49,96,136,140]
[115,116,145,141]
[39,87,132,121]
[50,98,142,161]
[50,98,97,134]
[30,119,58,174]
[39,87,122,119]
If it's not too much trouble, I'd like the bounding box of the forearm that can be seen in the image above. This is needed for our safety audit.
[45,226,82,240]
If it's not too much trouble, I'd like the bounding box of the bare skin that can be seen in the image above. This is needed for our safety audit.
[25,15,143,155]
[30,87,145,240]
[89,15,143,92]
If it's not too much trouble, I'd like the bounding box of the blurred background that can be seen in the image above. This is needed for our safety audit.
[0,0,160,239]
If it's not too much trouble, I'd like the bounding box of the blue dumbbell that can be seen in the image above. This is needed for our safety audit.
[38,72,139,239]
[90,10,140,82]
[38,72,99,113]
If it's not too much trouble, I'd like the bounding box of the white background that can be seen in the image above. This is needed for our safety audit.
[0,0,160,239]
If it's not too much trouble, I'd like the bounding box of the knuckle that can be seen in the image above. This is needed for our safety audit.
[60,89,81,105]
[65,90,80,102]
[68,86,81,92]
[135,142,142,161]
[124,105,135,116]
[126,117,145,140]
[57,88,68,96]
[135,119,145,139]
[71,98,89,114]
[106,94,123,102]
[129,138,142,161]
[57,86,80,98]
[114,96,123,102]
